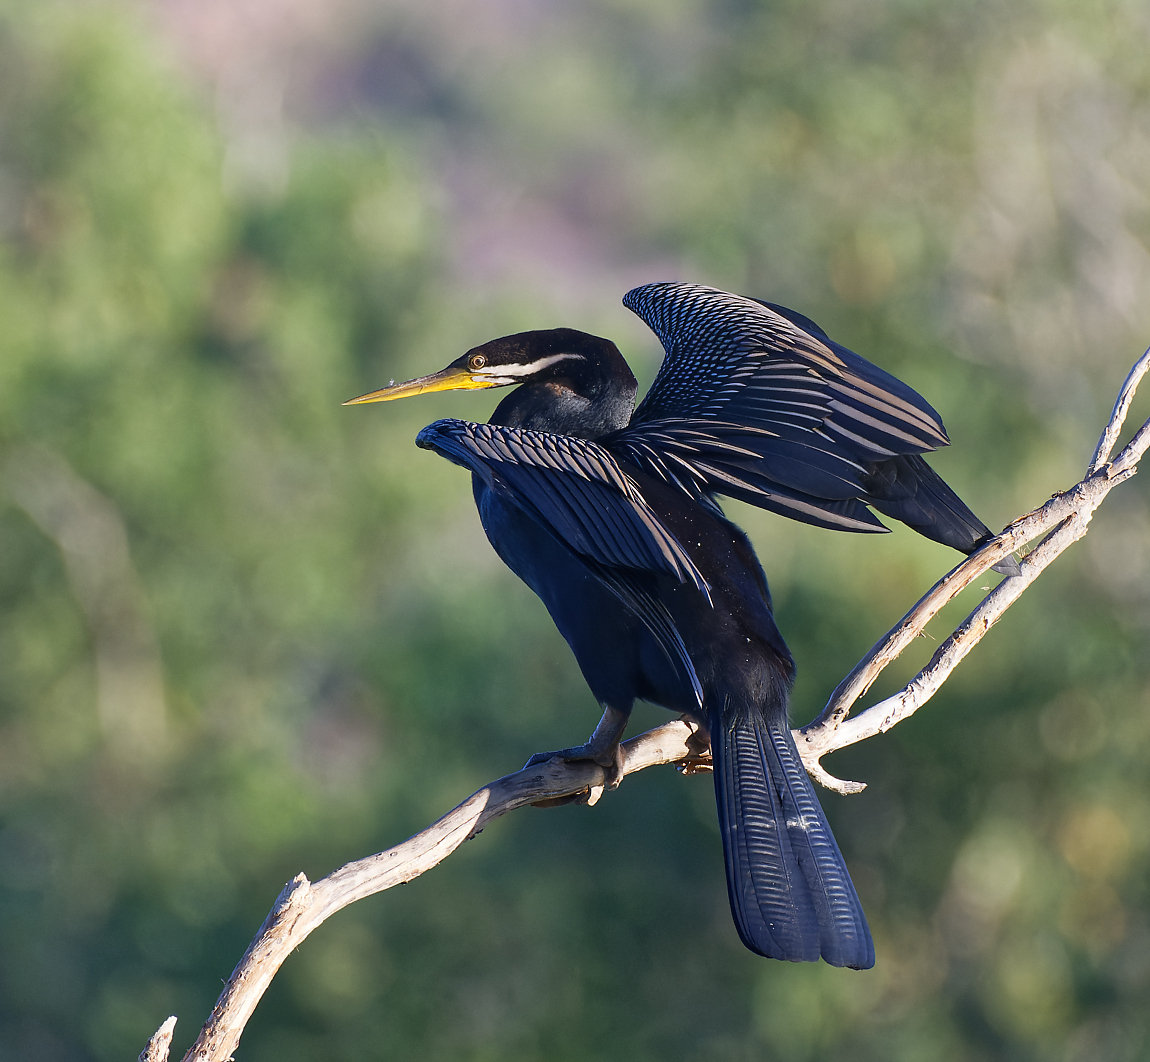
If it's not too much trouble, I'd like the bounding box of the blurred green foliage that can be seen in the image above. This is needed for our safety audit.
[1,1,1149,1060]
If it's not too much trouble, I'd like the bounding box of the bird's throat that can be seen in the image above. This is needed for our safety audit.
[490,379,634,438]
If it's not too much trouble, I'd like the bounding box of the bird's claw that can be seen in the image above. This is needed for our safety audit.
[524,740,626,792]
[673,715,713,773]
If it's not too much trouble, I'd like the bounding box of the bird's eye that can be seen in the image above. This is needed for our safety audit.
[469,354,488,371]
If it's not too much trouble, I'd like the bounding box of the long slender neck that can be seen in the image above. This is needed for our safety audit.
[488,330,638,439]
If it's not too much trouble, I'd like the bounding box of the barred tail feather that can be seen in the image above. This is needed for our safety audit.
[711,707,874,969]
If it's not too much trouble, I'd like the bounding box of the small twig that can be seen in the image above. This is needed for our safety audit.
[142,348,1150,1059]
[1089,345,1150,473]
[138,1017,177,1062]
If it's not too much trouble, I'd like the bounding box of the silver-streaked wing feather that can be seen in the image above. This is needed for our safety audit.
[606,418,888,534]
[417,418,709,705]
[416,419,708,595]
[623,283,949,460]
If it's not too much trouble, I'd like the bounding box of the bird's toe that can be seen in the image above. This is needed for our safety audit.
[523,740,625,789]
[599,742,625,790]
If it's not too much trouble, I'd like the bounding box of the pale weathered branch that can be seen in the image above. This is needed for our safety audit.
[160,719,704,1062]
[799,344,1150,793]
[142,349,1150,1060]
[139,1016,177,1062]
[1090,346,1150,474]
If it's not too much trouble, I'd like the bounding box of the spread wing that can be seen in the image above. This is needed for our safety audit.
[416,419,707,593]
[417,418,707,704]
[605,418,888,533]
[624,282,948,457]
[614,282,958,535]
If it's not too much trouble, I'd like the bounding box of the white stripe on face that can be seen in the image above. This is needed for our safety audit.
[476,352,580,381]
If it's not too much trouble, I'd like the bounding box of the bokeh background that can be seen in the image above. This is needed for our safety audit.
[1,0,1149,1059]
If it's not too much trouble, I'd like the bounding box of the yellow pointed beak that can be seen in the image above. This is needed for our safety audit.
[343,365,500,405]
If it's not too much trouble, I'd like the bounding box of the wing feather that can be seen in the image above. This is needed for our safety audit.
[416,419,709,596]
[624,283,949,459]
[614,284,1003,552]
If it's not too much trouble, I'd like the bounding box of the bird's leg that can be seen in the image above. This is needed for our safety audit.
[524,704,629,790]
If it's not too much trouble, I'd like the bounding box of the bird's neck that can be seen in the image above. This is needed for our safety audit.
[489,336,637,439]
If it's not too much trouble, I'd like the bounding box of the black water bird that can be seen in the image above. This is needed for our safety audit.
[346,283,1016,969]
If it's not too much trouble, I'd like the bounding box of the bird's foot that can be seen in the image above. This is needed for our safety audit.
[524,739,626,791]
[676,714,714,774]
[523,706,629,808]
[525,742,621,808]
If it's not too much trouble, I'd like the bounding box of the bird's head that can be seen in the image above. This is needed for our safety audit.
[343,328,624,406]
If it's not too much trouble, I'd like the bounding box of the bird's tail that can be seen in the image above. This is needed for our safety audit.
[710,702,875,969]
[864,454,1020,576]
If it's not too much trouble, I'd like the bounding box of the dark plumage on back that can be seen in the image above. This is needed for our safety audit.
[346,282,1016,970]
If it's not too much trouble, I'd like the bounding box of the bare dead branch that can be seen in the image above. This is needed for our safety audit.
[159,719,703,1062]
[799,346,1150,792]
[1090,346,1150,473]
[141,348,1150,1060]
[138,1017,177,1062]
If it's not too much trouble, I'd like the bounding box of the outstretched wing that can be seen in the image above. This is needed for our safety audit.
[612,282,982,538]
[606,417,888,534]
[624,282,949,458]
[418,418,707,704]
[416,418,707,593]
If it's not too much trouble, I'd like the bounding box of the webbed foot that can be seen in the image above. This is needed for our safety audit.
[524,738,626,790]
[523,705,629,804]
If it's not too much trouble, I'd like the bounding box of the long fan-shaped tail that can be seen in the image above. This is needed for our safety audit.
[711,706,875,969]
